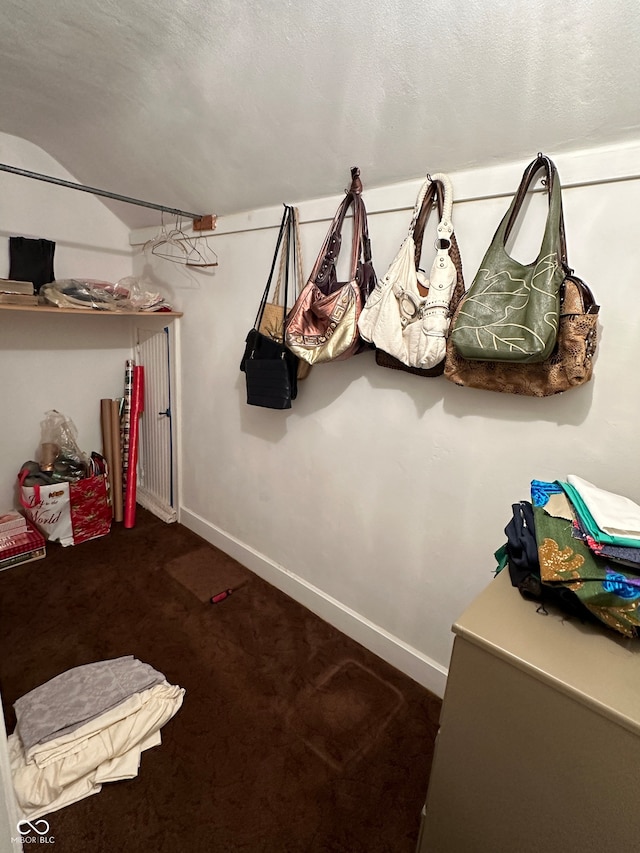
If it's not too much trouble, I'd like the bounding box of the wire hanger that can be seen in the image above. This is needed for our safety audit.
[151,215,192,264]
[184,228,218,268]
[143,212,175,257]
[143,213,218,267]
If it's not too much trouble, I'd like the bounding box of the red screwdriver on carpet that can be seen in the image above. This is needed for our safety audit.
[210,588,233,604]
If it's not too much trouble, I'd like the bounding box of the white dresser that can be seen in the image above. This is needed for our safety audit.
[417,568,640,853]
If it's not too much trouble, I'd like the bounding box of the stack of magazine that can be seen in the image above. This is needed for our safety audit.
[0,279,38,306]
[0,511,46,570]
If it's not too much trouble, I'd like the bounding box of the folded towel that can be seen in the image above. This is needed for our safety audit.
[565,475,640,544]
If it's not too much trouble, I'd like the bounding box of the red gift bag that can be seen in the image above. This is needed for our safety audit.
[19,473,111,547]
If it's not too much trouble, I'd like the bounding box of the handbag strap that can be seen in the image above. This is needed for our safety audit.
[282,206,292,328]
[430,173,454,241]
[541,158,569,273]
[253,205,291,330]
[564,273,599,314]
[412,182,437,266]
[357,181,373,267]
[310,167,365,289]
[412,174,454,269]
[272,206,305,305]
[499,154,568,271]
[292,207,305,293]
[272,222,290,307]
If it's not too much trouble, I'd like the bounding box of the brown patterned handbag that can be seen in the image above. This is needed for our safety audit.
[444,273,599,396]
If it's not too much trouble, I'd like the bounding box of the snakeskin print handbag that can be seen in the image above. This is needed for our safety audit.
[444,273,599,396]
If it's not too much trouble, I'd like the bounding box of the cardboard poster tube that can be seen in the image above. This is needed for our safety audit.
[100,399,115,518]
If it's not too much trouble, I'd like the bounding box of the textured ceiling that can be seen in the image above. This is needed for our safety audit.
[1,0,639,227]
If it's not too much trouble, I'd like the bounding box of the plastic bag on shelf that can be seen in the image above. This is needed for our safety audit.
[116,276,173,312]
[40,279,133,311]
[40,277,173,312]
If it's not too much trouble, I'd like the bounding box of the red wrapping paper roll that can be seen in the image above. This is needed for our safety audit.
[123,365,144,529]
[121,359,134,497]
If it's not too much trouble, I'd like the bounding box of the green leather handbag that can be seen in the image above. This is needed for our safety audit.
[450,154,568,362]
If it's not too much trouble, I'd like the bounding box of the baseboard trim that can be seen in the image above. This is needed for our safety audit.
[137,487,177,523]
[179,507,448,698]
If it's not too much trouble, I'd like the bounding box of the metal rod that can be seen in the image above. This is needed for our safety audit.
[0,162,205,220]
[203,170,640,237]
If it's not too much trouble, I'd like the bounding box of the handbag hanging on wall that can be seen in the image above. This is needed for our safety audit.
[257,207,311,381]
[240,205,300,409]
[444,156,599,397]
[358,173,465,377]
[449,154,566,363]
[444,272,599,396]
[285,167,377,365]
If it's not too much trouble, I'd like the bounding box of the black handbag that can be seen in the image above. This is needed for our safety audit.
[240,206,299,409]
[244,356,292,409]
[9,236,56,293]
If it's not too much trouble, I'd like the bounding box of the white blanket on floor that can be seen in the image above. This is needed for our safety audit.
[9,681,184,821]
[14,655,167,751]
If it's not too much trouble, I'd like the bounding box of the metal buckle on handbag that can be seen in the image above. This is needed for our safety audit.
[398,289,425,328]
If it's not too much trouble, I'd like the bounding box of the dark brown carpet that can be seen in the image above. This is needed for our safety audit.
[165,545,253,603]
[0,509,441,853]
[286,659,404,770]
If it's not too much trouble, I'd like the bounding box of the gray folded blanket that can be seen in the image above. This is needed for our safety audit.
[14,656,166,751]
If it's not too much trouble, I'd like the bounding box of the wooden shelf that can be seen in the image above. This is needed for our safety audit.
[0,303,182,317]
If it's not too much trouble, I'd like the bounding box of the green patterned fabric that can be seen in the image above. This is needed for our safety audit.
[532,481,640,638]
[450,157,564,363]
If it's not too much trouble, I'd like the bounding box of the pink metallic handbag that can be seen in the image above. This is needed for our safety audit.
[285,168,376,365]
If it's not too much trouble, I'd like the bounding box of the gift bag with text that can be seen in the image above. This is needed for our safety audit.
[19,475,111,547]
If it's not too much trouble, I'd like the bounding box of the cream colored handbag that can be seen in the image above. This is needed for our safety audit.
[358,173,457,371]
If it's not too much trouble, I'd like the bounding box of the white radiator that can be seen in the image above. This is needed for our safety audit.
[135,326,177,523]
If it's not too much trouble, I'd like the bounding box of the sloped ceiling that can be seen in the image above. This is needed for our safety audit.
[0,0,639,228]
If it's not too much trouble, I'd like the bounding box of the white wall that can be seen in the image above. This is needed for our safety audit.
[132,140,640,697]
[0,133,134,509]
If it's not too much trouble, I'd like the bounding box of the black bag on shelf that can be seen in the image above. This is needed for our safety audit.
[9,236,56,293]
